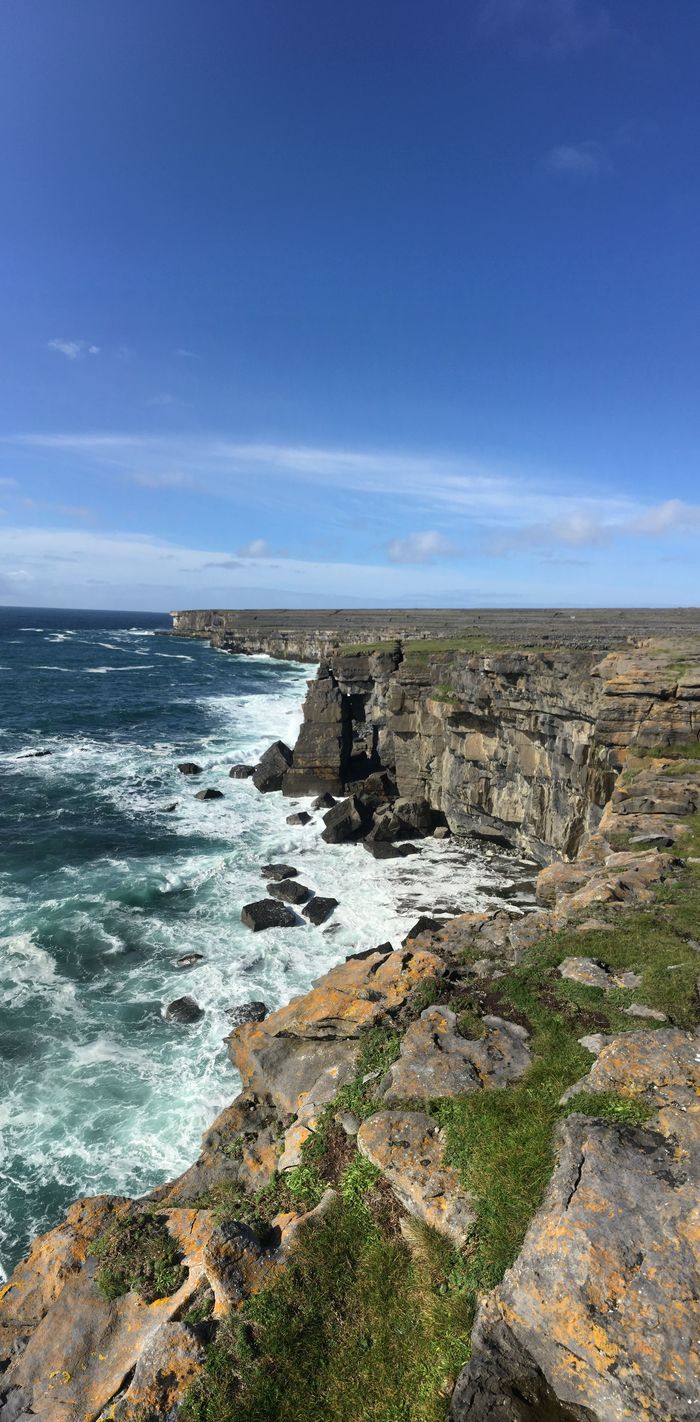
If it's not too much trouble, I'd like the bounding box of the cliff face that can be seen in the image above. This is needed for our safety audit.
[282,645,699,861]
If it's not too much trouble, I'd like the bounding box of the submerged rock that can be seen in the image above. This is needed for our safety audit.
[165,996,204,1023]
[286,810,312,826]
[226,1001,268,1028]
[240,900,300,931]
[268,878,312,905]
[195,787,224,801]
[252,740,293,793]
[163,802,178,812]
[174,953,205,970]
[177,762,202,775]
[303,896,339,926]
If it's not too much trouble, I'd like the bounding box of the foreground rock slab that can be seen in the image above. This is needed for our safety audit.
[357,1110,474,1247]
[381,1008,531,1102]
[451,1029,700,1422]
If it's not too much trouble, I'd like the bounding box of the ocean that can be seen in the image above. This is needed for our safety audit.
[0,606,519,1279]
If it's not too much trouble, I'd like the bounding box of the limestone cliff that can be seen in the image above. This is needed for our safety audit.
[282,644,699,860]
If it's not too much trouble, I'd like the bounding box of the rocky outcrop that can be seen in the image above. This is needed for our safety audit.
[450,1030,700,1422]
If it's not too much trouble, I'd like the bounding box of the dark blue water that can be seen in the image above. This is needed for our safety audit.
[0,607,511,1279]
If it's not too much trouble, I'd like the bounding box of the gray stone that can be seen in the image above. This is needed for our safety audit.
[303,896,339,926]
[229,764,255,779]
[240,900,300,931]
[286,811,312,826]
[194,787,224,800]
[252,741,293,793]
[177,762,202,775]
[225,1001,268,1028]
[261,863,298,880]
[268,878,312,906]
[165,996,204,1023]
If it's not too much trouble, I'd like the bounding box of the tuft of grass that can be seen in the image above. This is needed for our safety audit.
[89,1210,187,1303]
[565,1091,654,1128]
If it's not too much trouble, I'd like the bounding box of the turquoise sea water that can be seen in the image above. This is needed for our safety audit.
[0,607,516,1279]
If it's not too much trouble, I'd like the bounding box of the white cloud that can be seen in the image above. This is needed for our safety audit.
[9,433,640,532]
[174,347,200,359]
[626,499,700,536]
[237,538,270,558]
[542,140,611,178]
[387,531,458,564]
[0,477,18,489]
[47,339,100,360]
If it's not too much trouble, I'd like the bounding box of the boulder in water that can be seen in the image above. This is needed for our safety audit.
[165,996,204,1023]
[21,749,53,759]
[251,741,293,793]
[229,764,255,779]
[260,863,298,880]
[175,953,205,970]
[163,802,178,813]
[195,787,224,801]
[241,900,300,931]
[311,792,337,811]
[303,896,339,926]
[177,762,203,775]
[286,811,312,826]
[268,878,312,905]
[363,840,420,859]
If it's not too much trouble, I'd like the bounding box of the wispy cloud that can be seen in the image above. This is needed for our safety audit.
[237,538,270,558]
[387,531,458,564]
[47,339,100,360]
[22,497,95,521]
[476,0,612,56]
[174,347,200,360]
[489,500,700,556]
[126,470,201,491]
[541,140,611,178]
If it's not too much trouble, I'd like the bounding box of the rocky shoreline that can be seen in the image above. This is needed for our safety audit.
[1,631,699,1422]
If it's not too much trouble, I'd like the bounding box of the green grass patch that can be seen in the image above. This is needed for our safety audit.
[181,1193,473,1422]
[89,1210,187,1303]
[632,740,700,762]
[565,1091,654,1127]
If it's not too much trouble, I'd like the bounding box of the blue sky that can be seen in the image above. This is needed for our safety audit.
[1,0,699,610]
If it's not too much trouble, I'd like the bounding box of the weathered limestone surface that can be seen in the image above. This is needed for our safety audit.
[357,1110,474,1246]
[380,1007,531,1102]
[450,1030,700,1422]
